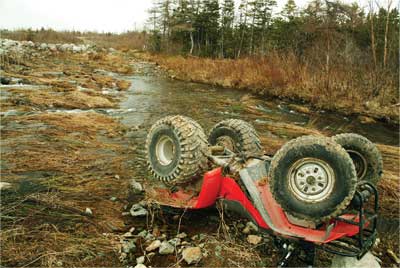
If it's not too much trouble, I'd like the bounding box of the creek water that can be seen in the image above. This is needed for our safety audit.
[119,62,398,146]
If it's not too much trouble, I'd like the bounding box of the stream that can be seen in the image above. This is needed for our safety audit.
[118,61,398,145]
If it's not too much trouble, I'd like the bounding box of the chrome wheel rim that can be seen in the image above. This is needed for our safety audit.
[288,158,335,203]
[156,136,175,166]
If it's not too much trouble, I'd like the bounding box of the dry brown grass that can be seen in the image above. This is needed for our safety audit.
[85,31,147,51]
[22,90,115,109]
[144,53,399,122]
[1,111,132,267]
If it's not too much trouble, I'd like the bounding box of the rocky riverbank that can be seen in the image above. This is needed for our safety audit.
[1,39,399,267]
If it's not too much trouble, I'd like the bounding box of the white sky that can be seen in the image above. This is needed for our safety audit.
[0,0,373,33]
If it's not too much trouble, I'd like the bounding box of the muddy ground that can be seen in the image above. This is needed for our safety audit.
[1,45,399,267]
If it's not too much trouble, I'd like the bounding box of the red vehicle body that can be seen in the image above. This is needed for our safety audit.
[148,158,378,265]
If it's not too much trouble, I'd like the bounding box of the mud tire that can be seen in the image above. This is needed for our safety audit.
[333,133,383,185]
[269,136,357,222]
[146,115,209,184]
[208,119,263,158]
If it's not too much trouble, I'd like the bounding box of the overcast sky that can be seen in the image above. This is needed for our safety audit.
[0,0,373,33]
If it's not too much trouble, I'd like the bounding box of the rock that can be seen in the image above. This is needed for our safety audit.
[145,240,161,252]
[0,182,13,190]
[130,179,144,194]
[182,247,202,265]
[0,77,11,85]
[331,251,380,268]
[176,232,187,239]
[136,256,145,264]
[48,44,57,52]
[134,264,147,268]
[115,174,120,179]
[84,207,93,216]
[144,233,154,241]
[168,238,181,247]
[159,241,175,255]
[243,221,259,234]
[247,235,262,245]
[130,204,148,217]
[137,230,148,238]
[110,197,117,202]
[121,240,137,254]
[122,231,134,238]
[39,43,48,50]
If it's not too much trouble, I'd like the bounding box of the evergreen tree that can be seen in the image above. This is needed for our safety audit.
[282,0,298,20]
[220,0,235,57]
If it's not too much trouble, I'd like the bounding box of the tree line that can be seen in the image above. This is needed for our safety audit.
[147,0,398,70]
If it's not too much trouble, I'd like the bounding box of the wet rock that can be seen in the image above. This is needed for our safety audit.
[136,256,145,264]
[130,179,144,194]
[176,232,187,239]
[121,239,137,253]
[145,240,161,252]
[84,207,93,216]
[0,182,13,190]
[144,233,154,241]
[247,235,262,245]
[137,230,148,238]
[130,204,148,217]
[122,231,135,238]
[159,241,175,255]
[48,44,57,52]
[134,264,147,268]
[0,77,11,85]
[182,247,202,264]
[331,252,380,268]
[168,238,181,247]
[39,43,48,50]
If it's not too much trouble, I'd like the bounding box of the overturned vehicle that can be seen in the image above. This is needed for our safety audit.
[144,115,383,266]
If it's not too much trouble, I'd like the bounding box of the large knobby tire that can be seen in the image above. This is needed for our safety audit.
[208,119,263,158]
[333,133,383,185]
[269,136,357,222]
[146,115,209,184]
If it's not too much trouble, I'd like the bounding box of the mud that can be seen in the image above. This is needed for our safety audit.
[1,46,399,267]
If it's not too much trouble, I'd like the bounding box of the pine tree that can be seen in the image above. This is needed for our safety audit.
[201,0,220,56]
[237,0,249,57]
[282,0,298,20]
[220,0,235,58]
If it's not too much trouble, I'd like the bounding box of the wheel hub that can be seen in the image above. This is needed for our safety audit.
[288,158,335,203]
[155,136,175,166]
[347,150,368,180]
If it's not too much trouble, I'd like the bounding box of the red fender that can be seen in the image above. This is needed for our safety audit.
[149,168,364,244]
